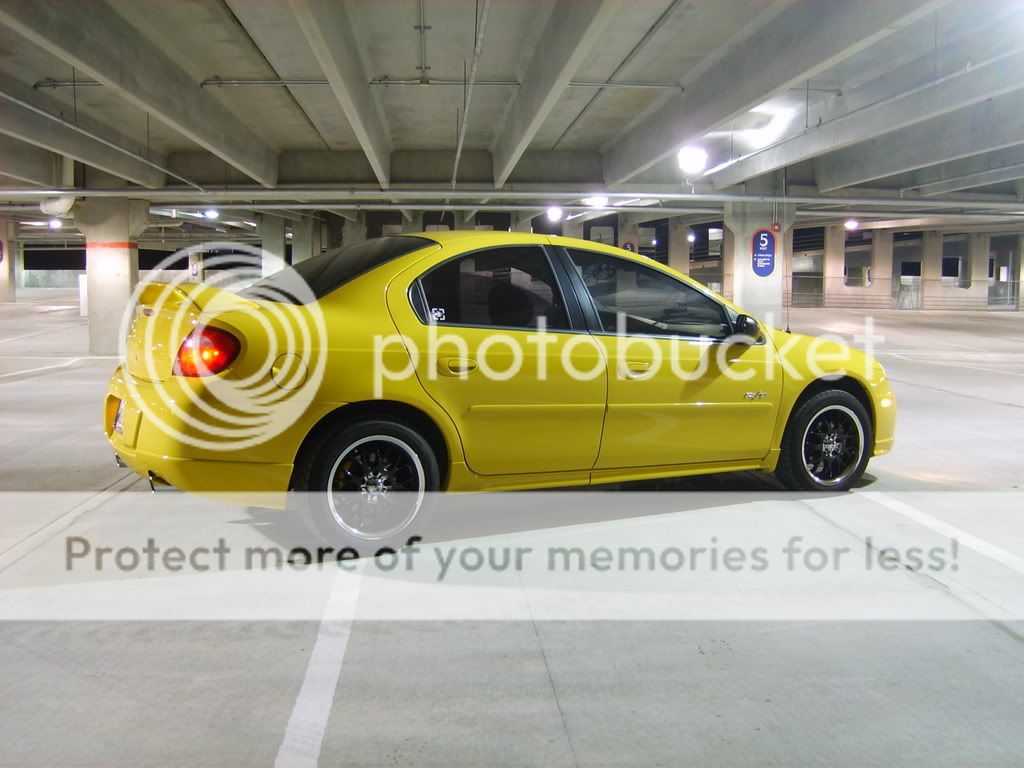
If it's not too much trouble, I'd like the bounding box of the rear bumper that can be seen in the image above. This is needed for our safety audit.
[105,365,294,507]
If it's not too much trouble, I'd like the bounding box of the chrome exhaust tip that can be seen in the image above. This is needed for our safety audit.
[147,471,177,493]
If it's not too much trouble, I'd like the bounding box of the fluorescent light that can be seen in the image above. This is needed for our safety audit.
[582,196,608,208]
[48,218,63,230]
[677,145,708,175]
[546,206,563,222]
[687,232,696,243]
[844,218,859,231]
[203,208,219,220]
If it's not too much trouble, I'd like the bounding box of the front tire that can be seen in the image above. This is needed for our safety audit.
[776,389,873,492]
[293,419,440,554]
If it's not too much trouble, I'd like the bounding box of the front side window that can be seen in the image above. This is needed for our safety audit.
[567,249,730,339]
[418,246,570,330]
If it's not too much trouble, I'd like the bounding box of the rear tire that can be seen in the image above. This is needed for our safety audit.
[776,389,872,492]
[292,418,439,555]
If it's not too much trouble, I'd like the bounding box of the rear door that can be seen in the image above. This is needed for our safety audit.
[391,243,607,476]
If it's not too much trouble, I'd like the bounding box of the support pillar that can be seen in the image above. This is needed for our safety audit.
[871,229,894,289]
[291,217,314,264]
[187,250,204,284]
[259,215,286,276]
[724,201,795,325]
[823,224,846,304]
[0,219,16,302]
[617,214,639,251]
[74,198,148,355]
[342,212,367,247]
[401,212,423,234]
[921,230,943,309]
[562,218,583,239]
[324,215,344,250]
[667,218,690,275]
[512,214,533,234]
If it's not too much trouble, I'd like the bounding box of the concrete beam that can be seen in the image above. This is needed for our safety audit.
[0,0,278,186]
[0,135,59,187]
[288,0,391,187]
[909,147,1024,196]
[602,0,945,185]
[709,44,1024,189]
[816,90,1024,192]
[491,0,620,187]
[0,76,166,188]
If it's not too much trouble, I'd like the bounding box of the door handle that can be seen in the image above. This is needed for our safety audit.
[438,357,478,376]
[623,360,653,378]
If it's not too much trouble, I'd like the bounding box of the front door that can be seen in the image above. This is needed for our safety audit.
[563,248,782,470]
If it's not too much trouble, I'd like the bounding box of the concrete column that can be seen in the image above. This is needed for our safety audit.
[721,228,734,298]
[342,212,367,246]
[186,250,204,284]
[562,218,583,240]
[259,215,286,276]
[724,201,795,324]
[324,215,344,250]
[74,198,148,355]
[0,219,16,302]
[871,229,894,300]
[401,212,423,234]
[291,217,315,264]
[921,230,943,309]
[667,219,690,274]
[512,214,533,234]
[617,214,639,251]
[822,224,845,303]
[16,240,25,289]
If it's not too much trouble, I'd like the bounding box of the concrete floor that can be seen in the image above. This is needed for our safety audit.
[2,289,1024,767]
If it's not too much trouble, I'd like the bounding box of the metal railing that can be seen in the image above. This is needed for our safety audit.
[787,277,1021,311]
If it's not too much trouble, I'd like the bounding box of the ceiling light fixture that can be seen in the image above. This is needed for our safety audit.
[48,218,62,230]
[687,232,696,243]
[677,145,708,176]
[203,208,219,220]
[582,196,608,208]
[546,206,563,222]
[844,218,859,231]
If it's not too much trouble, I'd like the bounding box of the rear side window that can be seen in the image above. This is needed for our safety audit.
[417,246,570,330]
[244,236,434,304]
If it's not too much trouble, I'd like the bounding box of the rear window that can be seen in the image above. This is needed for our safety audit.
[242,236,434,304]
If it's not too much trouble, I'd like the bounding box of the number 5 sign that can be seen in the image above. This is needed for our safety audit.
[751,229,776,277]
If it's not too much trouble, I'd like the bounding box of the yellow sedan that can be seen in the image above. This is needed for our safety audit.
[105,231,895,549]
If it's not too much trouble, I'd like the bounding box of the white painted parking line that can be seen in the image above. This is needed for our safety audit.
[862,491,1024,577]
[0,358,83,379]
[0,473,139,571]
[274,565,364,768]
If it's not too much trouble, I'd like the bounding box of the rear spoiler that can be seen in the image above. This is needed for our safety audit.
[135,281,259,313]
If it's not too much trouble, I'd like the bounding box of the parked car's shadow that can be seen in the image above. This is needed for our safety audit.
[237,469,878,557]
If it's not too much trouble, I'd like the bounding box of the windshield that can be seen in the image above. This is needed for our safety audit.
[242,235,435,304]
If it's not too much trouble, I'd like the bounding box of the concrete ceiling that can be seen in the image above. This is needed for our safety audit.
[1,0,1024,232]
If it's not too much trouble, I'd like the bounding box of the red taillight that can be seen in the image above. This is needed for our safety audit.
[173,326,240,377]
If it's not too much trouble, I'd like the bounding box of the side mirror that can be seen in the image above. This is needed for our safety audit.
[733,314,760,344]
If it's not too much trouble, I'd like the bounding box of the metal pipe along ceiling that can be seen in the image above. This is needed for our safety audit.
[3,187,1024,212]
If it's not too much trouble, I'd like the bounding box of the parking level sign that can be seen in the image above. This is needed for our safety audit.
[752,229,775,277]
